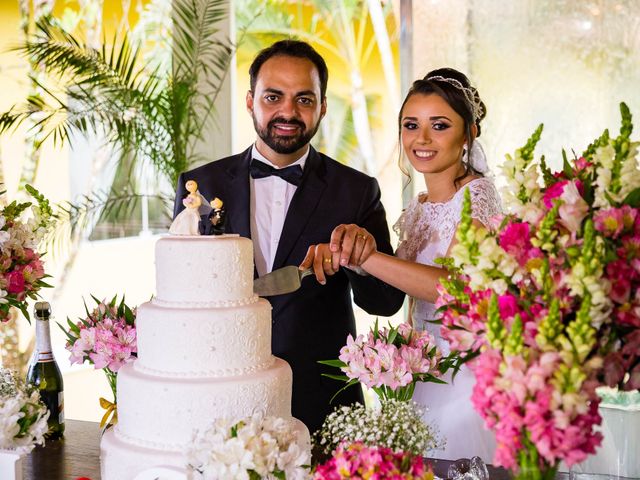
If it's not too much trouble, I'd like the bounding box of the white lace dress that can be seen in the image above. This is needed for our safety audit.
[394,177,502,462]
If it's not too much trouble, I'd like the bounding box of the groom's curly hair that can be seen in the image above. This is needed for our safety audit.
[249,39,329,100]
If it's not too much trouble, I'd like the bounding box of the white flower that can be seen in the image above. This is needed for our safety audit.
[187,414,310,479]
[0,369,49,454]
[313,400,442,458]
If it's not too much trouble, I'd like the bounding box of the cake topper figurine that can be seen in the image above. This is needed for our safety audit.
[199,197,227,236]
[169,180,203,235]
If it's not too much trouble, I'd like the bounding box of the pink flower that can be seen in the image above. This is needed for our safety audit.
[620,205,637,232]
[384,359,412,389]
[558,181,589,233]
[607,260,633,303]
[498,221,543,267]
[594,207,625,238]
[542,180,569,208]
[574,157,593,172]
[498,294,519,320]
[399,346,428,374]
[5,270,25,294]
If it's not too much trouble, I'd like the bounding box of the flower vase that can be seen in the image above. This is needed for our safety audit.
[569,389,640,479]
[0,449,24,480]
[511,440,559,480]
[99,368,118,429]
[512,466,558,480]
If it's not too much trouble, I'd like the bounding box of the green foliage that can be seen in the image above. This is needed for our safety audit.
[486,293,506,350]
[610,102,634,195]
[517,124,543,202]
[1,0,234,239]
[539,155,556,186]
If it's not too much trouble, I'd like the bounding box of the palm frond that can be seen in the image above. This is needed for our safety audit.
[43,187,174,255]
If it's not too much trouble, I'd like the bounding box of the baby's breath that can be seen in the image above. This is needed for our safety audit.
[312,400,443,458]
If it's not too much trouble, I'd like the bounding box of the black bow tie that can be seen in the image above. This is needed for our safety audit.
[249,159,303,186]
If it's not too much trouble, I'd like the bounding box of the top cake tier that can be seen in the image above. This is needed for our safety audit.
[155,235,255,305]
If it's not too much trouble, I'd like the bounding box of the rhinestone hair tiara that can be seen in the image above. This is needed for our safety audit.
[425,75,485,122]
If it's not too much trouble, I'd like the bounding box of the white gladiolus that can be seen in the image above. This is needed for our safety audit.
[619,142,640,200]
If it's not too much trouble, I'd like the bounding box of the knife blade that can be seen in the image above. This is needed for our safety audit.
[253,266,313,297]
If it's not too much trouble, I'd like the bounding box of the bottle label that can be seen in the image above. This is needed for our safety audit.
[58,391,65,424]
[35,318,53,358]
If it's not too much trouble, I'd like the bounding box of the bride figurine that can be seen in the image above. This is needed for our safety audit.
[169,180,202,235]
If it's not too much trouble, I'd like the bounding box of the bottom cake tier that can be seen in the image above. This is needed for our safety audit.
[100,416,310,480]
[114,357,293,449]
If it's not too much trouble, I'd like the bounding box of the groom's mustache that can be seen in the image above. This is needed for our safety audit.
[268,117,306,130]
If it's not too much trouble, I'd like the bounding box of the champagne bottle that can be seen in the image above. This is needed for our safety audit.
[26,301,65,439]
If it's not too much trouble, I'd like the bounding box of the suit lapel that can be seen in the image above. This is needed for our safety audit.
[223,147,252,239]
[272,147,327,269]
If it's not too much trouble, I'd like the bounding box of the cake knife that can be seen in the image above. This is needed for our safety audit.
[253,266,313,296]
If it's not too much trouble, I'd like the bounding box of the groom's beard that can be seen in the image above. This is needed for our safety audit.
[253,116,320,154]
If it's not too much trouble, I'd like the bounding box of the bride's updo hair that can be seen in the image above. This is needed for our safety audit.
[398,67,487,185]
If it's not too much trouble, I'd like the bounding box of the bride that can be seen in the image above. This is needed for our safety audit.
[301,68,501,461]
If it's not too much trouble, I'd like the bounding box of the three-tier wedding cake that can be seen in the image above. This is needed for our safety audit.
[100,235,308,479]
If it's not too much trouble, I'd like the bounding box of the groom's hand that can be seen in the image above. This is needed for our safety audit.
[329,224,377,267]
[299,243,340,285]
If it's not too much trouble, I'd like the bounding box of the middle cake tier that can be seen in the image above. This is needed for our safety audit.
[115,358,293,449]
[135,299,273,376]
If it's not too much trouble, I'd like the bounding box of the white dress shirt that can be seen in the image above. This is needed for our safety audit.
[250,145,309,277]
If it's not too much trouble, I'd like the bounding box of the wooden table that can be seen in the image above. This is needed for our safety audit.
[25,420,101,480]
[24,420,554,480]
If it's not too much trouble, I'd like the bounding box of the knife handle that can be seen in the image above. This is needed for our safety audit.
[299,268,313,280]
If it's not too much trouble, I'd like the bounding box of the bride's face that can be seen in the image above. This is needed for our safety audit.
[400,93,467,176]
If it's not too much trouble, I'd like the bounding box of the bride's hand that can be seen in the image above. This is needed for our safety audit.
[299,243,340,285]
[329,224,377,267]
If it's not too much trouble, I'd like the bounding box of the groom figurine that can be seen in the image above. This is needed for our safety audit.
[173,40,404,433]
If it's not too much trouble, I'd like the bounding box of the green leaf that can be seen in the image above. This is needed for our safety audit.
[317,359,347,368]
[562,149,573,178]
[328,378,359,404]
[622,187,640,207]
[321,373,350,381]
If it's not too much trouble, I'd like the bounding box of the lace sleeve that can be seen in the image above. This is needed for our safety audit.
[392,197,419,260]
[468,178,503,227]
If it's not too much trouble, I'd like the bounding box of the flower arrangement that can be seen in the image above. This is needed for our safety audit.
[0,368,49,454]
[320,320,445,401]
[436,103,640,477]
[0,184,53,323]
[187,413,311,480]
[60,295,137,427]
[312,399,441,460]
[313,442,434,480]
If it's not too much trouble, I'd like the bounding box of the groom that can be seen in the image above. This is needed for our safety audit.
[173,40,404,433]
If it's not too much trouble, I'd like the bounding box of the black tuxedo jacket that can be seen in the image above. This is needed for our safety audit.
[174,146,405,432]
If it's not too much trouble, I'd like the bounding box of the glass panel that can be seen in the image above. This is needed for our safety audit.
[410,0,640,190]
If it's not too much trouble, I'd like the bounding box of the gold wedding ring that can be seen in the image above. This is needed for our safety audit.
[323,258,332,264]
[356,234,366,240]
